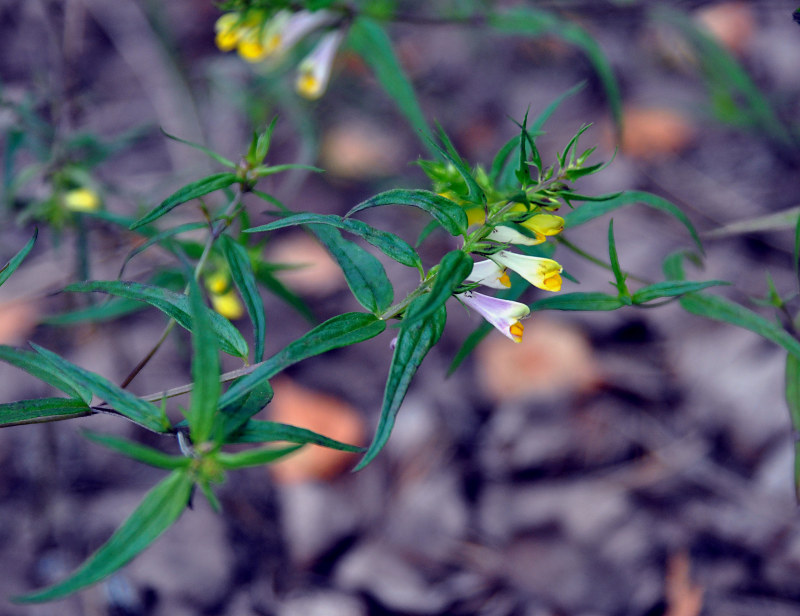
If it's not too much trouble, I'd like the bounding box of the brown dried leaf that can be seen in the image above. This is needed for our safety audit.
[614,106,696,161]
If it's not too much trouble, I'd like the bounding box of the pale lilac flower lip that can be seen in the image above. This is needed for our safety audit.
[488,224,543,246]
[465,259,510,289]
[296,29,344,100]
[457,291,530,343]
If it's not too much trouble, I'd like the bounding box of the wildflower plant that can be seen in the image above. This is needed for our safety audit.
[0,0,797,606]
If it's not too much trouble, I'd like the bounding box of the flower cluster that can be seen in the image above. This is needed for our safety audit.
[214,8,344,100]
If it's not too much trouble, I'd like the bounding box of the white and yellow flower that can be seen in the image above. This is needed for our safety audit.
[488,224,542,246]
[466,259,511,289]
[457,291,529,343]
[519,214,564,243]
[490,250,563,292]
[295,29,344,100]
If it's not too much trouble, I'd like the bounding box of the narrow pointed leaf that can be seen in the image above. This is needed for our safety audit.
[83,431,190,470]
[220,378,274,439]
[0,397,92,427]
[632,280,729,304]
[312,225,393,314]
[246,213,421,270]
[607,220,630,300]
[186,277,220,444]
[427,125,485,204]
[119,222,207,279]
[531,292,624,312]
[348,189,468,237]
[217,444,302,469]
[65,280,248,358]
[160,129,235,168]
[130,173,238,229]
[30,344,170,433]
[0,228,36,287]
[230,419,363,452]
[0,345,92,404]
[220,312,385,411]
[402,250,472,327]
[785,354,800,502]
[355,297,446,471]
[221,236,266,362]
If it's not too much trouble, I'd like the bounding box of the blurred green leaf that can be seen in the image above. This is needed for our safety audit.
[531,292,624,311]
[632,280,729,304]
[347,17,435,153]
[785,354,800,502]
[0,397,91,427]
[83,431,190,470]
[564,190,702,252]
[160,129,236,168]
[704,206,800,239]
[14,470,193,603]
[219,312,386,411]
[246,212,422,271]
[427,124,485,204]
[130,173,238,229]
[607,220,630,301]
[230,419,364,452]
[312,225,393,315]
[217,444,302,470]
[221,236,266,363]
[30,344,170,433]
[186,276,220,444]
[219,378,273,439]
[402,250,471,327]
[355,296,446,471]
[119,222,207,279]
[65,280,248,358]
[0,345,92,404]
[349,189,468,237]
[0,228,36,288]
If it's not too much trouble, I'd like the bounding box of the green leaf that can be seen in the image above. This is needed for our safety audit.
[252,261,315,323]
[230,419,363,452]
[355,296,446,470]
[347,17,435,154]
[564,190,702,253]
[794,212,800,291]
[30,344,171,433]
[0,397,92,427]
[0,228,36,288]
[186,276,220,444]
[703,205,800,239]
[217,444,302,469]
[489,8,622,133]
[160,129,236,168]
[632,280,729,304]
[246,213,422,271]
[531,292,624,312]
[130,173,238,229]
[83,431,190,470]
[402,250,472,327]
[312,225,393,315]
[221,236,266,362]
[785,354,800,502]
[427,125,485,205]
[14,470,193,603]
[348,189,468,237]
[65,280,248,358]
[219,376,273,439]
[219,312,386,412]
[118,222,207,279]
[0,345,92,404]
[680,293,800,361]
[607,220,629,301]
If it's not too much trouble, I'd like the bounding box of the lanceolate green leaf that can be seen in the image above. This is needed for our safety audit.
[82,431,190,470]
[186,277,220,444]
[531,292,624,312]
[0,345,92,404]
[564,191,702,252]
[680,293,800,361]
[14,470,193,603]
[220,378,273,439]
[0,398,92,427]
[130,173,238,229]
[30,344,170,433]
[355,297,446,471]
[119,222,207,279]
[0,228,36,288]
[220,312,386,411]
[632,280,729,304]
[221,236,266,363]
[65,280,248,358]
[230,419,364,452]
[349,189,468,237]
[312,225,393,315]
[217,444,302,469]
[246,213,422,271]
[347,17,435,154]
[785,354,800,502]
[160,129,236,168]
[402,250,472,327]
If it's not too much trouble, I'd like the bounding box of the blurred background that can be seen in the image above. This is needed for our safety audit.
[1,1,800,614]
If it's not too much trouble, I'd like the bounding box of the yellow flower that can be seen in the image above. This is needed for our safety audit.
[214,12,242,51]
[519,214,564,242]
[63,188,100,212]
[206,271,230,295]
[296,30,343,100]
[210,289,244,320]
[490,250,563,292]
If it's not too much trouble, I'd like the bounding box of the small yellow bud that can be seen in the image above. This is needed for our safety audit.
[210,289,244,320]
[63,188,100,212]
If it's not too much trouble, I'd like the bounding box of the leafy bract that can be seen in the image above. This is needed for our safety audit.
[65,280,248,358]
[14,470,193,603]
[348,189,468,237]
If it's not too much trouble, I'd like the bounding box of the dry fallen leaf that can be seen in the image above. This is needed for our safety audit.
[476,316,599,403]
[266,378,365,483]
[320,121,404,180]
[262,234,344,297]
[610,106,696,161]
[695,2,755,56]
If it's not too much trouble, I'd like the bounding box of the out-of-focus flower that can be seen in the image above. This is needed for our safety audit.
[206,271,244,320]
[296,30,344,100]
[466,259,511,289]
[214,12,243,51]
[63,188,100,212]
[457,291,529,343]
[275,10,336,56]
[491,250,563,292]
[519,214,564,243]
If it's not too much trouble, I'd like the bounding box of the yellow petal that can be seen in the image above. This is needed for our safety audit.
[211,290,244,320]
[63,188,100,212]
